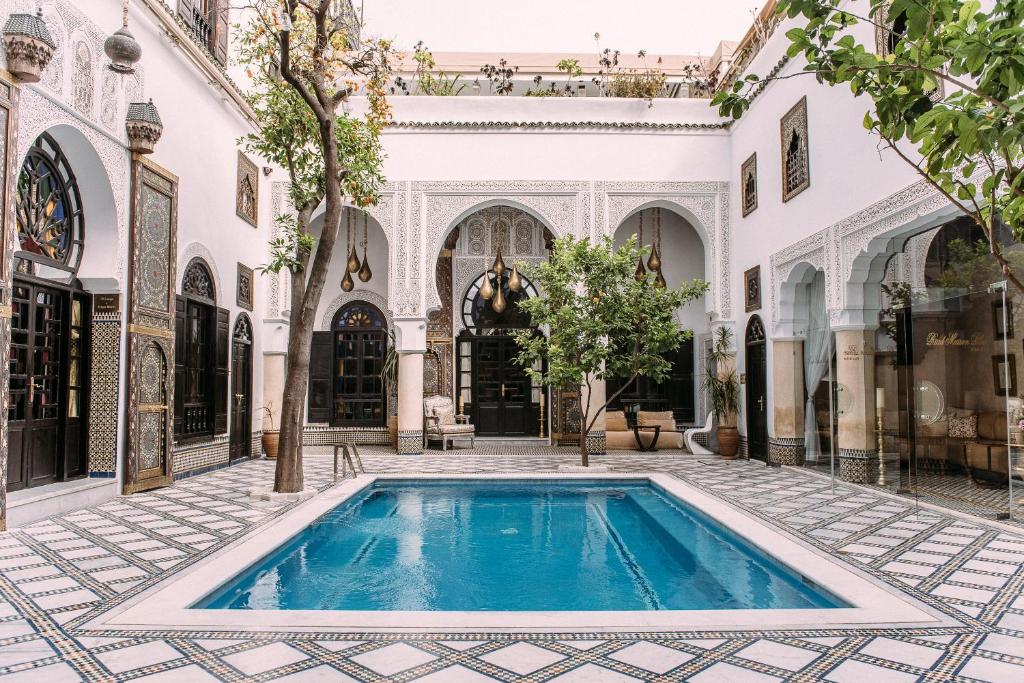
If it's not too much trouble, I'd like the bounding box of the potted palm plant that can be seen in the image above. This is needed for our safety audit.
[381,329,399,449]
[702,327,741,458]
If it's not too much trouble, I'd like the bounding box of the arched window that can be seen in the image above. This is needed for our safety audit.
[461,271,538,333]
[308,301,388,426]
[174,258,228,442]
[15,133,84,275]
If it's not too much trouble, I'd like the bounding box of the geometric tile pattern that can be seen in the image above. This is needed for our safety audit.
[0,449,1022,681]
[87,316,121,475]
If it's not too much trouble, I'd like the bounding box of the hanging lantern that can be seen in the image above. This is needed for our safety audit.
[647,242,662,272]
[508,264,522,292]
[2,10,55,83]
[492,279,507,313]
[346,245,360,273]
[492,248,506,277]
[634,258,646,282]
[655,268,667,288]
[358,248,372,282]
[341,269,354,292]
[125,100,163,154]
[357,213,372,282]
[104,2,141,74]
[480,272,495,300]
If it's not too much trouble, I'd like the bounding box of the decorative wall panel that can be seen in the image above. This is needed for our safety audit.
[741,153,757,217]
[0,74,18,530]
[124,157,178,494]
[87,302,120,476]
[744,265,761,313]
[781,97,810,202]
[236,152,258,226]
[236,262,253,311]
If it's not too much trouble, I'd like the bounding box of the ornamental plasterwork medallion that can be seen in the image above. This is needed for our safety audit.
[236,152,258,226]
[741,153,757,217]
[780,97,810,202]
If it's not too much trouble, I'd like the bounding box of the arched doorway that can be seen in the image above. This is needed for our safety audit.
[229,314,253,462]
[745,315,768,461]
[308,301,387,426]
[456,271,546,437]
[609,206,706,424]
[8,133,90,490]
[174,258,223,442]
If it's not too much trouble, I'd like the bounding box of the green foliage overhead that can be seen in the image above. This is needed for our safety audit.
[713,0,1024,292]
[512,235,707,462]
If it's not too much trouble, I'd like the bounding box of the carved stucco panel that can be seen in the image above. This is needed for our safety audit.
[420,187,581,315]
[769,228,827,327]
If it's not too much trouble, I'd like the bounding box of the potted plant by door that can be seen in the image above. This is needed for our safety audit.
[259,403,280,459]
[702,327,741,458]
[381,329,399,449]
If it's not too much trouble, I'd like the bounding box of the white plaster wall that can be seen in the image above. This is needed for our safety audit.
[311,210,391,331]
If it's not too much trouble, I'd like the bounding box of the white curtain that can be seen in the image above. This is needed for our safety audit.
[804,272,829,461]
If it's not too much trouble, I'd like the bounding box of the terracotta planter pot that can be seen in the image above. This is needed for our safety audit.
[717,426,739,459]
[261,430,280,459]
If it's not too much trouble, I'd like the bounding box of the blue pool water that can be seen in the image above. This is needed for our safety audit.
[197,480,846,611]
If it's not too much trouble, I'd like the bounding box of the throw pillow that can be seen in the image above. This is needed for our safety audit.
[948,414,978,440]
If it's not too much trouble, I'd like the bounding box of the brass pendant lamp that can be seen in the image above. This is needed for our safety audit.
[651,207,666,287]
[345,208,360,274]
[357,211,372,282]
[341,208,355,291]
[634,210,647,282]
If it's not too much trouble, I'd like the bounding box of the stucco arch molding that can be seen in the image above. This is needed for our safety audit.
[599,181,730,320]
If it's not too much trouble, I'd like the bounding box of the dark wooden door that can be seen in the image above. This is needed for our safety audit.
[7,281,66,490]
[229,337,252,462]
[332,329,386,426]
[746,317,769,461]
[471,336,533,436]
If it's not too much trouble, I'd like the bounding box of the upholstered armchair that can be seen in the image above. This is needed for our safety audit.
[423,395,475,451]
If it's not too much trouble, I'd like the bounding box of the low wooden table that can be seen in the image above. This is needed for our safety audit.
[632,425,661,452]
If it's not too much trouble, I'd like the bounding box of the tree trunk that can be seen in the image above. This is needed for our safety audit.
[273,117,344,493]
[580,430,589,467]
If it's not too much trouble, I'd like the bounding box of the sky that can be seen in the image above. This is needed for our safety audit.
[359,0,760,58]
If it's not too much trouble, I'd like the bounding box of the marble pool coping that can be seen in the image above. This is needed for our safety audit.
[84,472,957,634]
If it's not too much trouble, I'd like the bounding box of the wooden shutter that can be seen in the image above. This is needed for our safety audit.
[213,0,229,66]
[308,331,333,423]
[173,295,186,439]
[177,0,197,32]
[213,307,229,434]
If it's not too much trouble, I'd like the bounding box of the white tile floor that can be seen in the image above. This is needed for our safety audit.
[0,449,1021,681]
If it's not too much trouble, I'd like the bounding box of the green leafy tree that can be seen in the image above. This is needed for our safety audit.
[238,0,393,492]
[513,236,708,466]
[713,0,1024,292]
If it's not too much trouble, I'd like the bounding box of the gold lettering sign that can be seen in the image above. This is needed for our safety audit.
[925,332,984,349]
[842,343,876,360]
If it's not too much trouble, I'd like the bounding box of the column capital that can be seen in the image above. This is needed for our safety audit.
[393,318,427,353]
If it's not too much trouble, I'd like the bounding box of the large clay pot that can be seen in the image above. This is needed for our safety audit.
[388,415,399,450]
[717,425,739,459]
[261,431,280,459]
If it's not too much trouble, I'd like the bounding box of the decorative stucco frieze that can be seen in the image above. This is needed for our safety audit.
[179,242,222,303]
[320,289,392,330]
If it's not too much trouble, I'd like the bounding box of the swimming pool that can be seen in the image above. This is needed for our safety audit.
[197,479,845,612]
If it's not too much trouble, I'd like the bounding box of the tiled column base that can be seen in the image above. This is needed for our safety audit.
[839,449,878,483]
[585,431,607,455]
[768,438,805,466]
[398,430,423,455]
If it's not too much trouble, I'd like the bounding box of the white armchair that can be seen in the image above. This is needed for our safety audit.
[684,412,714,455]
[423,395,475,451]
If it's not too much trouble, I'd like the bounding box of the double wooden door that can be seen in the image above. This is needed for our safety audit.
[470,335,534,437]
[7,280,87,490]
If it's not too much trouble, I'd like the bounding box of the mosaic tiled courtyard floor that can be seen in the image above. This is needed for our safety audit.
[0,448,1022,682]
